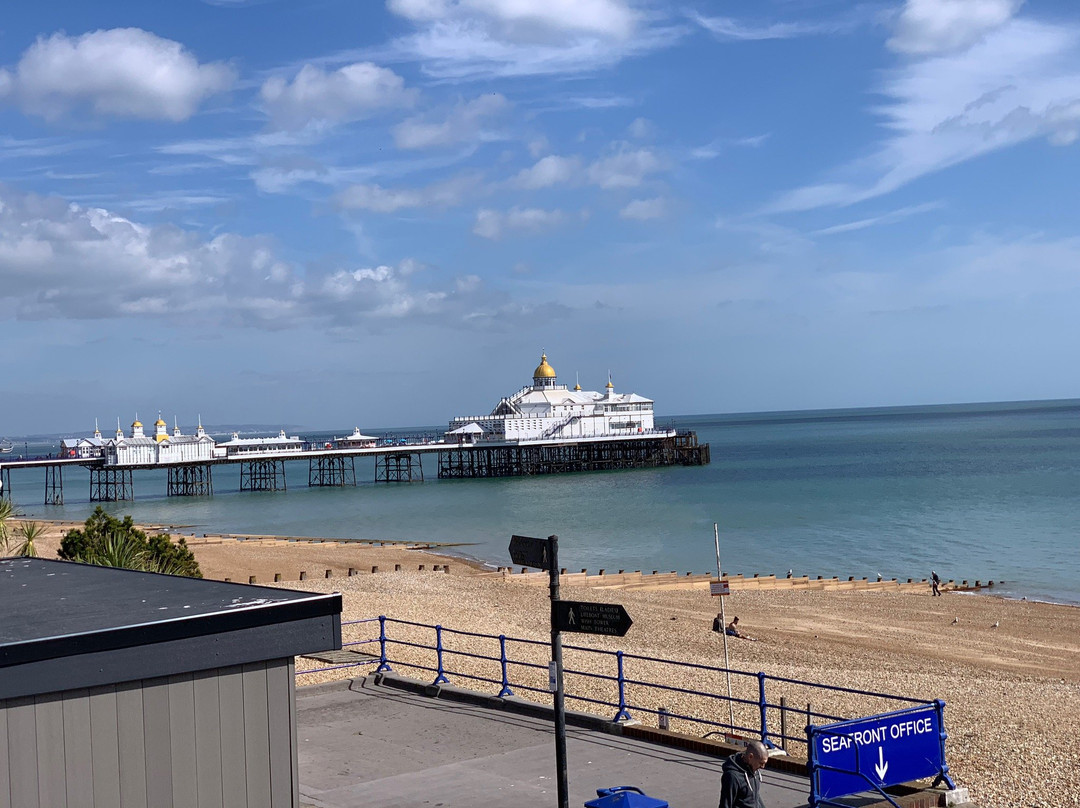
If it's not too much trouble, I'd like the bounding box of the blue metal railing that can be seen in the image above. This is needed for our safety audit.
[296,617,934,752]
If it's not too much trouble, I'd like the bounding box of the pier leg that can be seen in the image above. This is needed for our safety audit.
[0,467,11,499]
[240,459,287,492]
[375,452,424,483]
[89,468,134,502]
[44,465,64,505]
[308,455,356,487]
[167,464,214,497]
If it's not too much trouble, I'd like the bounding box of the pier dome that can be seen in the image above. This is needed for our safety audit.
[533,353,556,379]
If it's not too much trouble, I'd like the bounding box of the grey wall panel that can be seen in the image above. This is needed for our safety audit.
[288,662,298,808]
[241,664,271,808]
[88,686,121,808]
[36,694,67,808]
[192,672,223,808]
[168,674,198,808]
[116,685,147,808]
[265,660,294,808]
[62,689,94,808]
[218,667,248,808]
[0,698,10,808]
[142,680,173,808]
[8,697,39,808]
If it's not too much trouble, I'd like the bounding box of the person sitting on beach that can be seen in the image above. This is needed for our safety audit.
[725,616,756,641]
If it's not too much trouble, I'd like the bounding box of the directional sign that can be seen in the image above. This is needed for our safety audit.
[509,534,552,570]
[553,600,633,637]
[710,579,730,596]
[810,705,945,800]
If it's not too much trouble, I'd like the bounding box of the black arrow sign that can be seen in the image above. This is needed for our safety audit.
[509,534,551,570]
[553,600,633,637]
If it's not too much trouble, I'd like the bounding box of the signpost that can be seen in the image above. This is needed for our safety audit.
[807,702,954,806]
[507,534,634,808]
[553,600,633,637]
[709,579,730,596]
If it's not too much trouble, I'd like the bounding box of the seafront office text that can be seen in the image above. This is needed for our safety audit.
[820,717,934,754]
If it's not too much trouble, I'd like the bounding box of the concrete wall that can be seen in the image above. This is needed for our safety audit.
[0,659,297,808]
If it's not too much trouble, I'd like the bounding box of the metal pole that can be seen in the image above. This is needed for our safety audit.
[548,534,569,808]
[715,522,735,731]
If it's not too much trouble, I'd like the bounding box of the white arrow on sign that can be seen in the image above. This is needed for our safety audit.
[874,746,889,781]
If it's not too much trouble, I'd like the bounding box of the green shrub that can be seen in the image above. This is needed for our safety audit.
[59,507,202,577]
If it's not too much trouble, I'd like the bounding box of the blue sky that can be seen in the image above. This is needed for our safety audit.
[1,0,1078,434]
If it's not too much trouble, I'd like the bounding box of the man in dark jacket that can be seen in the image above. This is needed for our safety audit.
[718,740,769,808]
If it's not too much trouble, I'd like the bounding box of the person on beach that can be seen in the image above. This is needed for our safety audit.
[931,571,942,597]
[718,740,768,808]
[725,616,756,641]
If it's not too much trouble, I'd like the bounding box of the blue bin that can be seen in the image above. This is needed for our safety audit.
[585,786,668,808]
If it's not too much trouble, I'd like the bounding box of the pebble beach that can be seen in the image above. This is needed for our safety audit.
[27,523,1080,808]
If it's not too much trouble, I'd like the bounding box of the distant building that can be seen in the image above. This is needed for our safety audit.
[216,429,305,458]
[335,427,379,449]
[446,353,666,444]
[102,417,215,466]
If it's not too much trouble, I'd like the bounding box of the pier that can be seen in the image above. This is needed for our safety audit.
[0,431,707,503]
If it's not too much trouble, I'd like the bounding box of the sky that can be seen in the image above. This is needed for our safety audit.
[1,0,1079,435]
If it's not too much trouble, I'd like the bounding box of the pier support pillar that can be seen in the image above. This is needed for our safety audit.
[375,452,424,483]
[240,459,287,492]
[167,464,214,497]
[89,468,134,502]
[308,455,356,487]
[0,467,11,500]
[44,465,63,505]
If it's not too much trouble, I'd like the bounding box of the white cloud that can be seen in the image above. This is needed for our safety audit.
[587,145,663,188]
[812,202,944,236]
[619,197,666,220]
[388,0,639,39]
[888,0,1023,56]
[337,174,478,212]
[394,93,509,149]
[0,28,234,121]
[627,117,655,139]
[260,62,416,130]
[379,0,681,80]
[769,15,1080,212]
[690,12,843,41]
[473,206,565,239]
[511,154,580,188]
[0,183,485,328]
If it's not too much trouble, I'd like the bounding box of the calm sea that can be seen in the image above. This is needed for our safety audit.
[6,400,1079,605]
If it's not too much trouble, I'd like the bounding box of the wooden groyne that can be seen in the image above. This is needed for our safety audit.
[486,568,996,594]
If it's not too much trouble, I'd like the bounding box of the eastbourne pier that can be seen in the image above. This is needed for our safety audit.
[0,353,709,504]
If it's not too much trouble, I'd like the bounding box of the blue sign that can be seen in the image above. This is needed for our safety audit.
[809,704,946,801]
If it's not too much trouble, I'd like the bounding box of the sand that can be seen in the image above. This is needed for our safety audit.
[19,520,1080,808]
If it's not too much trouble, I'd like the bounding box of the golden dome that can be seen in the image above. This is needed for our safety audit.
[132,420,143,428]
[533,353,557,379]
[606,380,614,389]
[155,418,167,427]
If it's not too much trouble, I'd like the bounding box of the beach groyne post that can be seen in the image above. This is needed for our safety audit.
[614,651,632,722]
[433,625,450,685]
[376,616,392,672]
[497,635,514,697]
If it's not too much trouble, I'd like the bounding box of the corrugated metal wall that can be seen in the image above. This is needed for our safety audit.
[0,659,297,808]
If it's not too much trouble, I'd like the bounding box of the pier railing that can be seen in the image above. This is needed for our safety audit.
[296,617,933,754]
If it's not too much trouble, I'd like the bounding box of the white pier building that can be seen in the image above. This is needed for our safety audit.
[446,353,671,444]
[103,418,215,466]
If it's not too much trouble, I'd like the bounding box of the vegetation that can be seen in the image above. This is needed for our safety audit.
[59,507,202,577]
[0,498,11,548]
[0,501,43,558]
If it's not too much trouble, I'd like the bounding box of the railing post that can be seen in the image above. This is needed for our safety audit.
[497,635,514,697]
[758,671,770,746]
[780,696,788,752]
[933,699,957,790]
[806,724,820,808]
[614,651,632,722]
[376,616,392,672]
[433,624,450,684]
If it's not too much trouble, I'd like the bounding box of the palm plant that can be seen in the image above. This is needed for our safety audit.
[0,498,14,553]
[12,521,44,557]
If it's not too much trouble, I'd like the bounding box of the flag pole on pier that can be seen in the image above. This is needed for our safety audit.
[715,522,735,731]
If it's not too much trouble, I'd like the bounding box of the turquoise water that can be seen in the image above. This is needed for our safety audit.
[6,400,1080,604]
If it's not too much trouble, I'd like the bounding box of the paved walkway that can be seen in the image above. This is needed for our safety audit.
[296,676,813,808]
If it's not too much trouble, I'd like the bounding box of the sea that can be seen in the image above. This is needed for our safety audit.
[4,399,1079,605]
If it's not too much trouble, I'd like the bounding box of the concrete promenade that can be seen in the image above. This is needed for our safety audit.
[296,675,814,808]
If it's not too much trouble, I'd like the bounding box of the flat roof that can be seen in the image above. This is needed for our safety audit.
[0,558,341,699]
